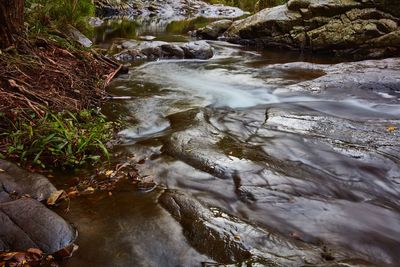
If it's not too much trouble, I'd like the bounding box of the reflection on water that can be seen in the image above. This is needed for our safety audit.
[93,0,286,45]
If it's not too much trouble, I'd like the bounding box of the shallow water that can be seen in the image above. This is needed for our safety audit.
[60,11,400,267]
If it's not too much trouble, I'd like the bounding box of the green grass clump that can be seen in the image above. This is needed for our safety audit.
[26,0,95,36]
[0,110,114,169]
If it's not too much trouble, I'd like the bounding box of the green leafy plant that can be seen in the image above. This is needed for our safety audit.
[0,110,114,169]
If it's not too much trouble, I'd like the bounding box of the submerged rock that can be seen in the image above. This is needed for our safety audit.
[114,40,213,62]
[159,189,374,266]
[218,0,400,58]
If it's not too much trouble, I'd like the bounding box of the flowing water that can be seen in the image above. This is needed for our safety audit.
[58,9,400,267]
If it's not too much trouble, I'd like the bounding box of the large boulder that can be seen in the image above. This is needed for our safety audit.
[0,160,77,254]
[0,198,77,253]
[220,0,400,59]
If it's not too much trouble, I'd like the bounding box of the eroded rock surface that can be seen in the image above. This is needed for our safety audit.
[218,0,400,58]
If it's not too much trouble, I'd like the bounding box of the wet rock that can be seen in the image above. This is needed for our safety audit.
[181,41,213,59]
[160,57,400,265]
[159,189,369,265]
[194,19,233,40]
[114,40,213,62]
[273,57,400,102]
[221,0,400,59]
[0,160,76,254]
[0,160,56,201]
[0,198,77,253]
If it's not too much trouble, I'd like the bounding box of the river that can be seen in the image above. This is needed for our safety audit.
[58,4,400,267]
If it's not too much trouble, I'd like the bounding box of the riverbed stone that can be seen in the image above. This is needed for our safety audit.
[220,0,400,58]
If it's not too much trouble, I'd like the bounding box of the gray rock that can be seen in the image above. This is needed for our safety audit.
[222,0,400,59]
[159,189,372,266]
[114,40,213,62]
[0,159,56,202]
[66,25,92,48]
[195,19,233,40]
[161,58,400,265]
[0,160,76,254]
[0,198,77,253]
[160,43,185,59]
[181,41,213,59]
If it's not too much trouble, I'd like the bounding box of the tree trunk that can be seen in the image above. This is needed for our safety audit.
[0,0,24,49]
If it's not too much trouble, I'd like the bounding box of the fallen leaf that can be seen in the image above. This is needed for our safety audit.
[387,125,397,132]
[234,235,241,241]
[67,190,79,198]
[105,170,114,177]
[0,168,4,172]
[1,252,18,261]
[47,190,67,206]
[83,186,95,194]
